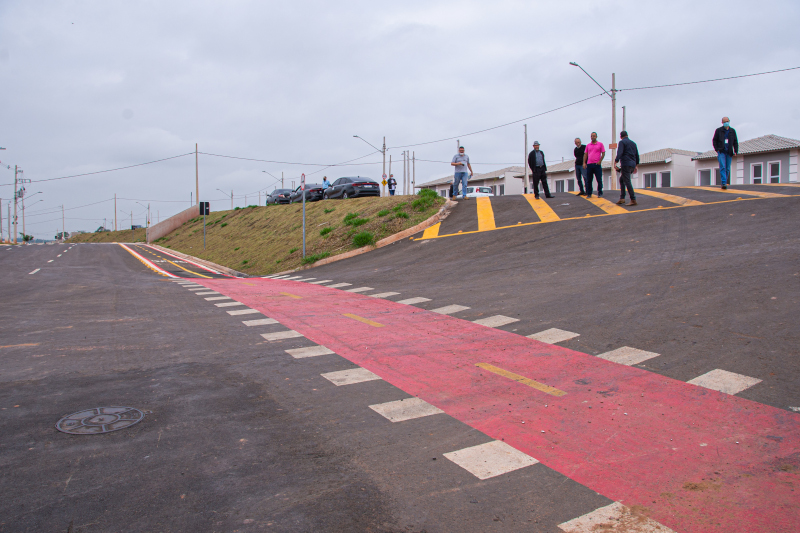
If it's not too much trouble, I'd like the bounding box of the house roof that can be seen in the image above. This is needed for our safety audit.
[416,166,524,188]
[693,134,800,160]
[640,148,700,164]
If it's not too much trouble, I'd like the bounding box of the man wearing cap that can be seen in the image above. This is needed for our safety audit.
[450,146,473,200]
[527,141,553,200]
[583,132,605,198]
[712,116,738,190]
[614,131,639,206]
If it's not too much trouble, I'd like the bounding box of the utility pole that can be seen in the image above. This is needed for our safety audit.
[622,105,627,133]
[412,151,416,193]
[21,193,25,241]
[382,137,386,197]
[301,173,306,258]
[195,143,199,206]
[388,155,392,193]
[610,73,618,191]
[61,205,65,242]
[230,190,233,210]
[114,194,117,231]
[131,211,133,242]
[0,198,3,241]
[190,192,192,206]
[282,171,284,189]
[401,151,406,195]
[524,125,530,194]
[13,165,18,244]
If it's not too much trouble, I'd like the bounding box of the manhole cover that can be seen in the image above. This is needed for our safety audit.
[56,407,145,435]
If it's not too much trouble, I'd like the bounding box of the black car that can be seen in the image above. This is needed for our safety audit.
[289,184,325,203]
[323,177,380,199]
[267,189,293,205]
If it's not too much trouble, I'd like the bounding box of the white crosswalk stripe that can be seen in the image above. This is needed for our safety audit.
[321,368,381,386]
[687,369,762,395]
[285,346,335,359]
[396,297,431,305]
[443,441,537,480]
[369,398,444,422]
[597,347,660,366]
[242,318,278,326]
[472,315,519,328]
[527,328,580,344]
[430,304,470,315]
[261,330,304,341]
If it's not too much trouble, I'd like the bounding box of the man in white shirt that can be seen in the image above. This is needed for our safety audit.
[450,146,473,200]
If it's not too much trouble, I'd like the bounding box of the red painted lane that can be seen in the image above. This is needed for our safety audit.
[200,277,800,533]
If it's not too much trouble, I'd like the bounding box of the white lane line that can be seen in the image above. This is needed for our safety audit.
[321,368,381,386]
[285,346,335,359]
[28,268,40,275]
[215,302,245,307]
[790,407,800,412]
[326,283,352,288]
[271,275,291,279]
[261,330,304,341]
[473,315,519,328]
[558,501,676,532]
[396,297,431,305]
[687,369,762,395]
[430,304,470,315]
[527,328,580,344]
[205,296,232,301]
[261,275,278,278]
[57,254,62,257]
[295,278,316,282]
[187,288,206,291]
[47,260,54,263]
[369,397,444,422]
[308,280,333,284]
[242,318,278,326]
[227,308,261,316]
[195,291,220,295]
[443,441,538,480]
[597,347,660,366]
[345,287,374,293]
[282,276,304,280]
[369,292,400,299]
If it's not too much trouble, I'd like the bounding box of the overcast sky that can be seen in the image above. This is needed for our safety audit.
[1,0,799,237]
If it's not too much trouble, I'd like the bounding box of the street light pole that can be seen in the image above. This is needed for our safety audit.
[62,205,65,242]
[13,165,18,244]
[195,143,199,206]
[353,135,386,196]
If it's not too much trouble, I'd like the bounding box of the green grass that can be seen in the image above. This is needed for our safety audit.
[320,227,333,237]
[302,251,331,265]
[353,231,375,247]
[324,207,335,214]
[220,223,228,228]
[289,247,299,254]
[394,212,409,219]
[377,209,390,217]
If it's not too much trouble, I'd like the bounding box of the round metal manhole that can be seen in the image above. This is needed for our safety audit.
[56,407,145,435]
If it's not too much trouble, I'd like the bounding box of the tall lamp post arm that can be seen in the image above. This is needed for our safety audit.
[569,62,612,97]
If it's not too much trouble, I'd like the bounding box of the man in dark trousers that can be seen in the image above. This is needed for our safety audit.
[614,131,640,206]
[573,137,587,195]
[527,141,553,199]
[387,174,397,196]
[712,116,738,190]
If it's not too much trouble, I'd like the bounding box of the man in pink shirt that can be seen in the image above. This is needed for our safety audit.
[582,132,606,198]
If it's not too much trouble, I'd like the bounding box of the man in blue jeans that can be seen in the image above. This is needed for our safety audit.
[451,146,473,199]
[712,116,738,190]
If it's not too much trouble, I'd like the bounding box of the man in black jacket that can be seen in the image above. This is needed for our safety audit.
[573,138,587,195]
[527,141,553,199]
[614,131,640,206]
[712,117,738,190]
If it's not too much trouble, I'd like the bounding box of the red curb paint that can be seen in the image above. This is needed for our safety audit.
[201,278,800,533]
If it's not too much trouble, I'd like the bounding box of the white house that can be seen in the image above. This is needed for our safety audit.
[416,166,525,197]
[692,134,800,185]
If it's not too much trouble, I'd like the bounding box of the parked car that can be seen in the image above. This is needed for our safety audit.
[323,177,380,199]
[289,184,325,203]
[267,189,293,205]
[465,186,494,198]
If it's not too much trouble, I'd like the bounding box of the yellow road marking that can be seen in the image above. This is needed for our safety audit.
[120,243,171,277]
[280,292,302,299]
[0,343,40,349]
[476,197,496,231]
[635,189,704,206]
[687,186,788,198]
[575,192,629,214]
[343,313,384,327]
[242,282,256,286]
[166,259,211,278]
[422,223,441,239]
[476,363,566,397]
[523,194,560,222]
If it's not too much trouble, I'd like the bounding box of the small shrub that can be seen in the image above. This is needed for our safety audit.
[418,188,439,199]
[343,212,359,224]
[241,260,249,264]
[324,207,335,214]
[276,259,281,264]
[353,231,375,247]
[220,223,228,228]
[392,203,407,212]
[377,209,390,217]
[302,252,331,265]
[234,247,240,251]
[289,247,299,254]
[247,205,257,208]
[234,206,241,210]
[320,227,333,237]
[412,190,438,211]
[394,212,409,219]
[351,218,369,226]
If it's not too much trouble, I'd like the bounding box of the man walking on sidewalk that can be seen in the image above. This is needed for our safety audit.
[583,132,605,198]
[614,131,639,206]
[574,138,587,196]
[451,146,473,200]
[712,116,738,190]
[528,141,553,199]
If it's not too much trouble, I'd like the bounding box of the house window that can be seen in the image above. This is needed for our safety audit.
[660,172,671,188]
[699,169,712,186]
[752,164,763,184]
[567,179,575,192]
[555,180,565,193]
[644,173,657,188]
[499,185,505,196]
[439,189,446,197]
[769,161,781,183]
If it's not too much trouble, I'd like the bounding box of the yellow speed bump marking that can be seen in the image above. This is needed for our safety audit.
[421,222,441,239]
[575,192,629,214]
[635,189,704,206]
[166,259,211,278]
[476,363,566,397]
[343,313,384,327]
[1,343,40,349]
[280,292,302,299]
[476,197,496,231]
[523,194,560,222]
[687,186,788,198]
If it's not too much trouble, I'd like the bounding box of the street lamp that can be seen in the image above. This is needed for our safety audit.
[135,201,151,229]
[21,190,42,243]
[570,61,618,189]
[216,188,233,210]
[354,135,386,196]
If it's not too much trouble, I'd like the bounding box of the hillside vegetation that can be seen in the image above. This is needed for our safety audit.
[67,227,147,243]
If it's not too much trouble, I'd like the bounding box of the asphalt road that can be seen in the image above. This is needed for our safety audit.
[1,185,798,532]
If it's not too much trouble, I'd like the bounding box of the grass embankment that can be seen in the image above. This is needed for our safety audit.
[67,228,147,243]
[153,190,444,275]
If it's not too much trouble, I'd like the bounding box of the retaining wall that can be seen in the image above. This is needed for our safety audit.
[146,205,199,243]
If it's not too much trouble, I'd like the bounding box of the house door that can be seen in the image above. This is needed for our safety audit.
[660,172,671,188]
[555,180,565,193]
[699,169,711,186]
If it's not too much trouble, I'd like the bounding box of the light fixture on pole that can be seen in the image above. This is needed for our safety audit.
[354,135,386,196]
[216,188,233,210]
[21,191,42,242]
[569,61,618,190]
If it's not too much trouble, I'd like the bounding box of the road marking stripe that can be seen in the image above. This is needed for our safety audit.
[472,315,519,328]
[57,254,62,257]
[242,318,278,326]
[227,308,261,315]
[369,397,444,422]
[28,269,40,274]
[307,280,333,284]
[187,288,206,291]
[261,330,304,341]
[166,259,212,278]
[326,283,352,288]
[145,245,224,276]
[272,275,292,279]
[215,301,245,307]
[205,296,232,301]
[580,193,629,214]
[443,441,538,480]
[476,196,496,231]
[369,292,400,298]
[241,282,255,286]
[321,368,381,386]
[345,287,373,293]
[343,313,384,327]
[282,275,304,280]
[687,369,762,395]
[280,292,302,299]
[558,501,676,533]
[396,297,431,305]
[0,343,40,349]
[687,186,788,198]
[597,347,660,366]
[118,243,178,277]
[430,304,470,315]
[47,260,53,263]
[285,345,335,359]
[635,188,704,206]
[295,278,316,282]
[527,328,580,344]
[195,291,219,295]
[523,194,560,222]
[422,222,441,239]
[476,363,566,397]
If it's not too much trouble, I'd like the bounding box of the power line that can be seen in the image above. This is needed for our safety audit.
[618,66,800,92]
[198,150,379,168]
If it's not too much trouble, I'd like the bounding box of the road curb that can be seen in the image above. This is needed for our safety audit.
[148,244,249,278]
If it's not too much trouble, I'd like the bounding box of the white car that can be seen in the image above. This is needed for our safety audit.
[465,186,494,198]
